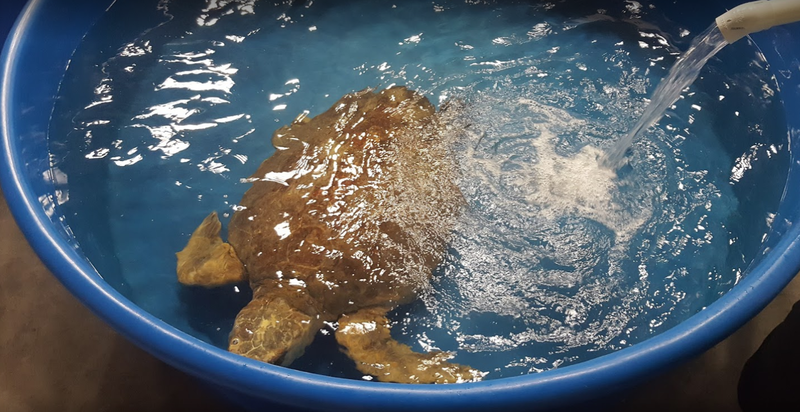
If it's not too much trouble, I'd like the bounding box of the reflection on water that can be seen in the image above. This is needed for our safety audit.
[50,0,789,380]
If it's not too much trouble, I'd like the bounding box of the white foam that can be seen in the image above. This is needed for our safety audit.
[456,94,652,252]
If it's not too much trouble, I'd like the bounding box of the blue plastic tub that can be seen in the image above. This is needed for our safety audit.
[2,0,800,411]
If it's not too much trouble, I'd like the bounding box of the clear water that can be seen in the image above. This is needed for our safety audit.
[48,0,789,380]
[603,23,729,167]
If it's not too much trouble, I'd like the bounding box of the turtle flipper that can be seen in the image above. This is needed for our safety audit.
[335,308,484,384]
[176,212,246,287]
[228,297,321,366]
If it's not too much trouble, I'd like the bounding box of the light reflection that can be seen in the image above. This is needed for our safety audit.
[267,78,301,103]
[198,158,230,174]
[156,52,238,94]
[111,154,144,167]
[79,30,253,170]
[157,75,236,93]
[42,168,68,185]
[401,33,423,45]
[38,194,56,218]
[731,143,765,183]
[274,221,291,239]
[197,0,256,27]
[288,278,307,288]
[147,136,191,157]
[215,114,245,123]
[231,128,256,143]
[527,22,552,40]
[134,97,201,123]
[119,40,152,57]
[492,37,513,46]
[202,96,229,105]
[85,148,110,159]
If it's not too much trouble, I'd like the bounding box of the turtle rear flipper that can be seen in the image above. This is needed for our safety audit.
[228,297,321,366]
[335,307,485,384]
[176,212,246,287]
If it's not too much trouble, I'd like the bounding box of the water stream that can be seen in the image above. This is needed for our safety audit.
[602,24,729,167]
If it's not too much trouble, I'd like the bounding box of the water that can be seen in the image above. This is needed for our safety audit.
[47,0,788,380]
[603,24,729,167]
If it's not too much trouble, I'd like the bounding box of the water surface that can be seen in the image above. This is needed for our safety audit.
[48,0,789,380]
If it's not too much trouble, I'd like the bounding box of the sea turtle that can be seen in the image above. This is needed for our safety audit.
[176,86,481,383]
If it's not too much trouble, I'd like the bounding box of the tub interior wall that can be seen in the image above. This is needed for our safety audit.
[748,26,800,259]
[3,0,112,262]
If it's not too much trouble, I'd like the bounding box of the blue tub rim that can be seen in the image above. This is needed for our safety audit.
[2,0,800,411]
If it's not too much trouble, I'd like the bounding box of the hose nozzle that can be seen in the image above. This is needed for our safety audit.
[717,0,800,43]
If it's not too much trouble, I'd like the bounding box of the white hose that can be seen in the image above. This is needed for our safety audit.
[716,0,800,43]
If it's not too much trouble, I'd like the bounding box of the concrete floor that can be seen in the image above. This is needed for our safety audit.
[1,186,799,412]
[0,191,229,411]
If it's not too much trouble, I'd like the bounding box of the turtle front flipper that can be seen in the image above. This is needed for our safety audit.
[176,212,246,287]
[229,297,322,366]
[335,307,484,384]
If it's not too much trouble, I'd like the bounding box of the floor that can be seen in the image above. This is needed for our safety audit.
[0,191,229,412]
[1,185,799,412]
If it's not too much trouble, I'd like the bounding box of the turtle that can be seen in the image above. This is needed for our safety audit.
[175,86,482,384]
